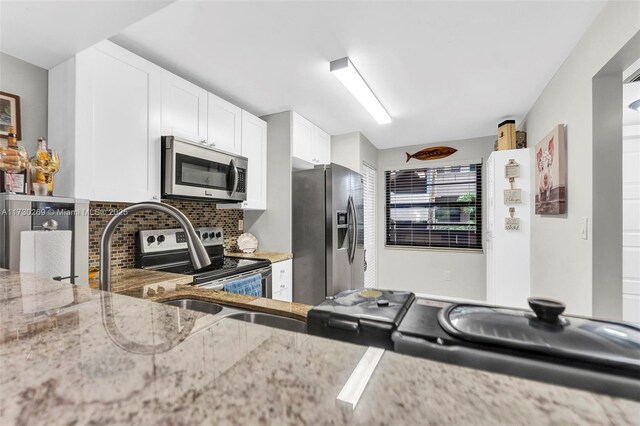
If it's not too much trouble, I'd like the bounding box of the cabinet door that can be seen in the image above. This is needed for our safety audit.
[272,259,292,302]
[76,41,162,202]
[313,126,331,165]
[161,70,207,143]
[208,93,241,154]
[292,112,313,163]
[241,111,267,210]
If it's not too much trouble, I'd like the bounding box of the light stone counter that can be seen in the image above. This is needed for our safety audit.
[225,251,293,263]
[0,269,638,425]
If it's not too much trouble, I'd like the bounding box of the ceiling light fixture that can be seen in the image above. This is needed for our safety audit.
[630,99,640,111]
[330,57,391,125]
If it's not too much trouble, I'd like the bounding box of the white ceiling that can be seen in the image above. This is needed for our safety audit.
[0,0,173,69]
[2,1,606,149]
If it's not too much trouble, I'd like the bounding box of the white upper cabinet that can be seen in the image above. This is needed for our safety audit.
[208,93,242,155]
[161,70,207,143]
[313,126,331,165]
[292,112,313,161]
[291,112,331,167]
[49,40,162,202]
[241,111,267,210]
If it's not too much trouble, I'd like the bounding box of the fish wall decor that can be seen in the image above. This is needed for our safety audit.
[406,146,457,162]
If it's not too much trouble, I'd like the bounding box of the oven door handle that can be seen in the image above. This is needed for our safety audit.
[229,159,239,197]
[197,266,272,289]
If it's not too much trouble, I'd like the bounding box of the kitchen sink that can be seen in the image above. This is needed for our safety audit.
[163,299,225,315]
[224,312,307,333]
[161,298,306,333]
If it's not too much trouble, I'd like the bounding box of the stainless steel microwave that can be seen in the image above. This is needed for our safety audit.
[161,136,248,203]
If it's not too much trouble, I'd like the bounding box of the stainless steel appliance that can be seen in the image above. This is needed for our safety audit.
[0,194,89,285]
[292,163,364,305]
[307,289,415,349]
[161,136,248,203]
[135,227,272,295]
[392,297,640,400]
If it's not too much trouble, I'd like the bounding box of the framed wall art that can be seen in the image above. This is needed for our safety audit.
[535,124,566,214]
[0,91,21,140]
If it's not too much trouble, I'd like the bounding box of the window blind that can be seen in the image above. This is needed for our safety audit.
[385,163,483,250]
[362,162,377,288]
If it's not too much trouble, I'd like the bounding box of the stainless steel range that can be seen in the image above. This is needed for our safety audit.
[135,227,272,296]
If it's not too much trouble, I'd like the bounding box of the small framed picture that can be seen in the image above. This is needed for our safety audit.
[0,91,22,140]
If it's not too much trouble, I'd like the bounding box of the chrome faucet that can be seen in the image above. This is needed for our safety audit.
[99,201,211,292]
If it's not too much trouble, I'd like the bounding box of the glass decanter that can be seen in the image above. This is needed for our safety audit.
[0,127,29,194]
[30,137,60,196]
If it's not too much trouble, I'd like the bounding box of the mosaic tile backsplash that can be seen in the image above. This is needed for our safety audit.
[88,200,243,270]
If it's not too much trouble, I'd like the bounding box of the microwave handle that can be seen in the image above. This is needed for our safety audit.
[229,159,239,197]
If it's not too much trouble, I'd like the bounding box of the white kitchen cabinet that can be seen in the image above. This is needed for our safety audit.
[292,112,313,162]
[217,110,268,211]
[208,93,242,155]
[49,40,162,202]
[313,126,331,164]
[241,111,267,210]
[271,259,292,302]
[291,112,331,168]
[161,70,207,143]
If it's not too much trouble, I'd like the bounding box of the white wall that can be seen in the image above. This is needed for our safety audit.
[331,131,378,172]
[377,135,495,300]
[244,111,293,252]
[521,1,640,317]
[0,52,48,150]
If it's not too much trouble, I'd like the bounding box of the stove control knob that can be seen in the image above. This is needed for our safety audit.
[146,235,156,244]
[202,232,209,240]
[215,232,222,238]
[157,235,165,244]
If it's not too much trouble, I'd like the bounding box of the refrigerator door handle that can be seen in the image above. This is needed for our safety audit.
[348,195,358,264]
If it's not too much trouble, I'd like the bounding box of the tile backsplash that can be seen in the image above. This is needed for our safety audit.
[88,200,243,270]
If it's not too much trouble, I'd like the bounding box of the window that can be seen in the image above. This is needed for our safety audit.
[362,162,376,288]
[385,163,482,250]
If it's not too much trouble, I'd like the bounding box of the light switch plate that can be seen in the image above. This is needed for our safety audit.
[580,217,588,240]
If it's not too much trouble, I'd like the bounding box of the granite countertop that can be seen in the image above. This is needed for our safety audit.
[1,268,638,425]
[147,285,311,321]
[107,268,311,321]
[225,251,293,263]
[93,268,194,294]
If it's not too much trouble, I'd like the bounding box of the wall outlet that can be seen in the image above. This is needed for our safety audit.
[238,219,244,231]
[444,270,452,281]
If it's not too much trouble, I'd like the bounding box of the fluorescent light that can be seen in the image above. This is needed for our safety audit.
[630,99,640,111]
[330,57,391,125]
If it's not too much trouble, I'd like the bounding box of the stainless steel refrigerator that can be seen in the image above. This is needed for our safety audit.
[292,163,364,305]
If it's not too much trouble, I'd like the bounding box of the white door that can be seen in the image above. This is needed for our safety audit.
[241,111,267,210]
[161,70,207,143]
[362,162,376,288]
[623,123,640,323]
[77,41,162,202]
[292,112,313,163]
[208,93,241,154]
